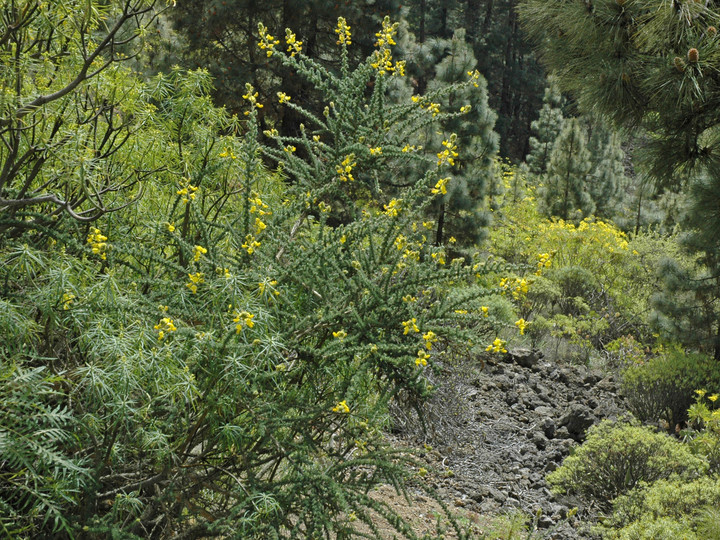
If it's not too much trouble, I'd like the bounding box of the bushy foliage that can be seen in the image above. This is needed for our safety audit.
[621,350,720,428]
[601,477,720,540]
[0,7,504,538]
[546,419,708,512]
[686,390,720,473]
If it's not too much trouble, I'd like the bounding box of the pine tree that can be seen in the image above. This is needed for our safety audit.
[590,132,625,219]
[542,118,594,221]
[427,29,499,245]
[526,75,565,176]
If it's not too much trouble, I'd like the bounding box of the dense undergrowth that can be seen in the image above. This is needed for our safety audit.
[2,1,720,539]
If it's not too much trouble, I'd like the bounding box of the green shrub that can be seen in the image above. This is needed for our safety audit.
[547,419,708,512]
[621,350,720,428]
[601,476,720,539]
[0,6,498,538]
[603,516,698,540]
[686,391,720,473]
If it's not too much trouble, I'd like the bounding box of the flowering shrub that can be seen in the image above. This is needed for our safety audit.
[0,10,495,538]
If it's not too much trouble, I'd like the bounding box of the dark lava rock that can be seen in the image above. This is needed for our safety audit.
[560,403,596,441]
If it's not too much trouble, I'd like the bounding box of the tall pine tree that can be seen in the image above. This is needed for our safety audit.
[590,131,625,219]
[526,75,565,176]
[541,118,594,221]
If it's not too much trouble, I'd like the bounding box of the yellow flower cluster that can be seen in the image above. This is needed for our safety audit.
[437,136,458,167]
[336,154,356,182]
[394,234,407,251]
[431,251,446,265]
[486,337,507,354]
[285,29,302,56]
[460,105,472,114]
[431,177,450,195]
[258,278,280,297]
[402,318,419,335]
[383,198,402,217]
[402,144,421,153]
[177,180,198,203]
[233,310,255,333]
[515,318,527,335]
[219,147,237,159]
[242,83,264,116]
[249,192,271,216]
[536,252,552,275]
[500,277,529,300]
[481,306,489,317]
[258,23,280,57]
[87,227,109,260]
[411,95,441,116]
[416,349,430,367]
[333,329,347,340]
[333,400,350,413]
[423,330,438,350]
[154,317,177,340]
[375,17,398,47]
[467,69,481,88]
[370,48,405,76]
[193,245,207,262]
[335,17,351,45]
[242,234,261,255]
[277,92,291,104]
[62,292,75,310]
[186,272,204,294]
[369,146,382,155]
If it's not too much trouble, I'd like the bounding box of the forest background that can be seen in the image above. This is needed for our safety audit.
[2,0,720,538]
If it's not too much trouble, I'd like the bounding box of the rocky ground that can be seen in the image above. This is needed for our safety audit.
[388,349,630,538]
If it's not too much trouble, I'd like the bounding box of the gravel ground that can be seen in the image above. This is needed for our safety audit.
[389,349,629,538]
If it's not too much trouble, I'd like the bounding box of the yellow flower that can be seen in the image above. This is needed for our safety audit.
[285,29,303,56]
[335,17,352,45]
[242,234,261,254]
[374,17,398,47]
[481,306,489,317]
[186,272,204,294]
[233,310,255,333]
[176,181,199,203]
[696,389,707,397]
[87,227,109,260]
[515,318,527,335]
[383,198,402,217]
[166,222,175,232]
[709,394,719,402]
[332,400,350,413]
[284,145,296,153]
[423,330,438,350]
[340,234,347,244]
[437,136,458,167]
[336,154,356,182]
[416,350,430,367]
[62,292,75,310]
[486,338,507,354]
[402,318,419,335]
[277,92,291,104]
[193,245,207,262]
[333,329,347,340]
[154,317,177,340]
[431,177,450,195]
[369,146,382,155]
[258,22,280,57]
[460,105,471,114]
